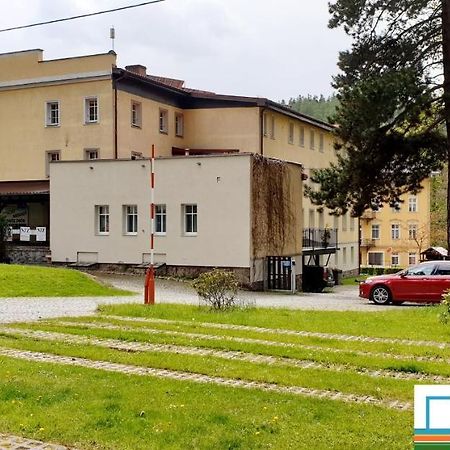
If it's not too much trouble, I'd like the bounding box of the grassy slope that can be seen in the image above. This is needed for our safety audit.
[0,264,132,297]
[99,303,450,342]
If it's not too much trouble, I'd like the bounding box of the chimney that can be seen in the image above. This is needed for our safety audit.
[125,64,147,77]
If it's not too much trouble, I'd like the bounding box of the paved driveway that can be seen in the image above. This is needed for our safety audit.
[0,273,423,324]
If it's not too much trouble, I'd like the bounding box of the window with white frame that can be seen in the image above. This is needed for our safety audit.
[183,204,197,235]
[123,205,138,235]
[391,252,399,266]
[84,149,99,160]
[96,205,109,235]
[310,130,315,149]
[350,216,355,231]
[155,204,166,235]
[409,223,418,240]
[159,109,168,133]
[343,247,347,264]
[319,133,324,152]
[45,101,60,126]
[299,126,305,146]
[45,151,60,177]
[391,201,401,213]
[175,113,184,137]
[288,123,294,144]
[270,115,275,139]
[342,213,348,231]
[368,252,383,266]
[84,97,98,123]
[131,101,142,127]
[408,196,418,212]
[391,223,400,240]
[350,246,354,263]
[371,224,380,239]
[409,252,417,265]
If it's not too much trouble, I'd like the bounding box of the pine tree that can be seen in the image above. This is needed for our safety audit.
[308,0,450,249]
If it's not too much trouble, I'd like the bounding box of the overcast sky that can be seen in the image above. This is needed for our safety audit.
[0,0,350,101]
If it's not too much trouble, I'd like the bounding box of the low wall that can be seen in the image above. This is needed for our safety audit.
[7,245,50,265]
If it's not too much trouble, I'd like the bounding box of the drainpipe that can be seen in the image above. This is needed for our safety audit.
[259,106,266,155]
[113,72,126,159]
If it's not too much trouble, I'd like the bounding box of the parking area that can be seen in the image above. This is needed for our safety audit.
[95,273,416,311]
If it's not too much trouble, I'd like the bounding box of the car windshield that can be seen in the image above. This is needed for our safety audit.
[403,264,435,276]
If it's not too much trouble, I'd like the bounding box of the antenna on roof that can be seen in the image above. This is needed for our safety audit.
[110,26,115,51]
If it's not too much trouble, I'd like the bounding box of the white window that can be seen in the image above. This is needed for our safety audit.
[131,101,142,127]
[175,113,184,137]
[319,133,324,152]
[408,196,418,212]
[350,246,354,263]
[45,151,60,177]
[371,224,380,239]
[350,216,355,231]
[409,224,418,240]
[343,247,347,264]
[270,115,275,139]
[183,204,197,235]
[84,97,98,123]
[155,204,166,235]
[391,252,399,266]
[309,209,315,228]
[391,224,400,240]
[123,205,138,235]
[96,205,109,235]
[45,101,60,126]
[299,126,305,147]
[391,202,401,213]
[310,130,315,149]
[159,109,168,133]
[409,252,417,265]
[368,252,383,266]
[342,214,348,231]
[84,149,99,160]
[288,123,294,144]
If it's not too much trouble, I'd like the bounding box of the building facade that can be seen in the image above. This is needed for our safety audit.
[360,179,431,269]
[0,48,359,279]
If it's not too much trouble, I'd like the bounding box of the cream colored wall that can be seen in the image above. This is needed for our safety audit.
[184,107,260,152]
[0,50,115,82]
[0,50,116,181]
[360,179,431,267]
[116,90,188,158]
[50,156,252,267]
[262,110,359,272]
[0,79,114,180]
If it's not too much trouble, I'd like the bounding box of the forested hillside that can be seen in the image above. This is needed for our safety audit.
[281,94,338,123]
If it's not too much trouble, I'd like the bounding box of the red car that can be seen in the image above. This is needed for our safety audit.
[359,261,450,305]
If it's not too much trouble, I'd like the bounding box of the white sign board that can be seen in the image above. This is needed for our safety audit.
[36,227,46,242]
[20,227,31,242]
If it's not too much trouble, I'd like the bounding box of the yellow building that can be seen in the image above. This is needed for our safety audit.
[0,48,359,276]
[359,179,431,269]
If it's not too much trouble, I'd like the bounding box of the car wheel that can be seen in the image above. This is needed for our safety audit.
[370,285,391,305]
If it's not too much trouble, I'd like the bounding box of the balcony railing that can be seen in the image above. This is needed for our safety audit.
[361,210,376,220]
[303,228,338,250]
[360,238,375,247]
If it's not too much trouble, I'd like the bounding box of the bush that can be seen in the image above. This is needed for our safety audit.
[439,291,450,324]
[192,269,239,311]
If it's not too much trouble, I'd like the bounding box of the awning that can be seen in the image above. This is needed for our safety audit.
[0,180,49,196]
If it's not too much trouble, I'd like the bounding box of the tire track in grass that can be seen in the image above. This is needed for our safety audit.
[1,326,449,384]
[102,315,450,350]
[51,319,450,365]
[0,347,412,411]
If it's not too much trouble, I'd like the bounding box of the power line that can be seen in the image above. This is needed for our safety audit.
[0,0,165,34]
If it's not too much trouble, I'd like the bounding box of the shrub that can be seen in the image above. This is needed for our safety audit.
[192,269,239,311]
[439,291,450,324]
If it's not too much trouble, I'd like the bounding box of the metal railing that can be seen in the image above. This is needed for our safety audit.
[302,228,338,250]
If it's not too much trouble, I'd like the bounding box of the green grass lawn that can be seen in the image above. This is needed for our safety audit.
[2,303,448,449]
[0,264,132,297]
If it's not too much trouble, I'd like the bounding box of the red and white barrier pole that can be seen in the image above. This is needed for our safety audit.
[144,144,156,305]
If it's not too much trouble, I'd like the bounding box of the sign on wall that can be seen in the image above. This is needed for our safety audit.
[2,205,28,227]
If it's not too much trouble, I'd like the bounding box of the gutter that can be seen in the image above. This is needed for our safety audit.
[113,72,126,159]
[259,106,267,155]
